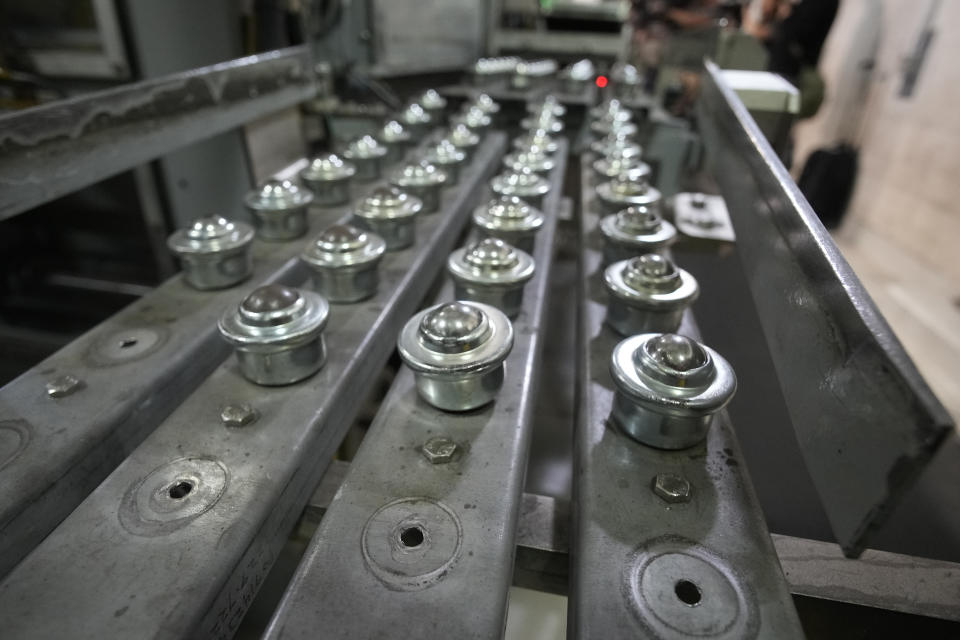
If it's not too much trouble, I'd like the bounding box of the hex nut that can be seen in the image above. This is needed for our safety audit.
[421,437,459,464]
[220,403,259,427]
[46,374,84,398]
[653,472,691,503]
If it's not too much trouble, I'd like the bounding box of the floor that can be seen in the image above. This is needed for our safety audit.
[505,588,567,640]
[832,224,960,428]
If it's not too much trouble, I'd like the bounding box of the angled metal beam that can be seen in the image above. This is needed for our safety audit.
[0,46,315,219]
[697,59,953,556]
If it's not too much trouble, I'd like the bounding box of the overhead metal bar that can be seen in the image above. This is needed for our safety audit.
[697,59,953,556]
[569,156,803,638]
[0,45,315,219]
[264,143,567,640]
[0,151,415,579]
[0,135,506,640]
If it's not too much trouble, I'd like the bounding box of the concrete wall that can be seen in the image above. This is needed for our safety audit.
[794,0,960,284]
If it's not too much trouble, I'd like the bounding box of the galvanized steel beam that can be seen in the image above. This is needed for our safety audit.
[0,135,507,640]
[264,143,567,639]
[569,156,803,638]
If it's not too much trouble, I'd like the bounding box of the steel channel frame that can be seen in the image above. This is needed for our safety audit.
[569,157,803,638]
[0,134,507,640]
[0,144,427,579]
[304,469,960,623]
[264,142,568,640]
[697,60,953,556]
[0,46,316,220]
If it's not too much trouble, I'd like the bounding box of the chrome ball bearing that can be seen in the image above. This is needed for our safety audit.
[398,301,514,412]
[218,284,330,386]
[593,155,651,182]
[377,120,413,164]
[597,168,662,214]
[342,135,388,182]
[451,105,492,137]
[447,238,535,319]
[600,205,677,264]
[490,167,550,209]
[167,216,254,290]
[352,186,422,251]
[299,153,356,206]
[301,224,386,303]
[447,123,481,160]
[472,195,545,253]
[513,128,559,156]
[419,88,448,122]
[390,160,448,214]
[503,148,555,176]
[244,178,313,241]
[398,102,433,139]
[609,333,736,449]
[604,254,699,335]
[423,138,467,185]
[590,133,642,160]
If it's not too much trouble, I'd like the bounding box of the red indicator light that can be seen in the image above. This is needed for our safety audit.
[596,75,608,88]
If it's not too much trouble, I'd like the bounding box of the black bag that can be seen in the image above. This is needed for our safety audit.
[798,143,859,229]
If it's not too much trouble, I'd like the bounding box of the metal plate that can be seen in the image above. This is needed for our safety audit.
[0,135,506,640]
[697,59,953,556]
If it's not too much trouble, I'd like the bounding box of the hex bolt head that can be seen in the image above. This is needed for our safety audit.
[46,374,84,398]
[653,472,691,504]
[421,436,459,464]
[220,403,259,427]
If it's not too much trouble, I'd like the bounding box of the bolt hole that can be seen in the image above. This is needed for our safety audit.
[399,526,424,548]
[168,480,194,500]
[119,337,138,349]
[674,579,702,607]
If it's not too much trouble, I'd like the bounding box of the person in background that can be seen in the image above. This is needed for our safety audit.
[742,0,839,117]
[630,0,721,111]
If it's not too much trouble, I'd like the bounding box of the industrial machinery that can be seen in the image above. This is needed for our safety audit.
[0,16,958,639]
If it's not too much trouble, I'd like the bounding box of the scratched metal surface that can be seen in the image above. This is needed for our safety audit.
[772,534,960,622]
[0,46,315,219]
[697,60,953,556]
[263,143,566,640]
[569,157,803,639]
[0,147,425,580]
[0,135,506,640]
